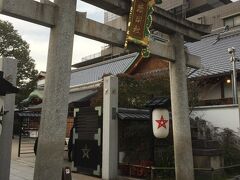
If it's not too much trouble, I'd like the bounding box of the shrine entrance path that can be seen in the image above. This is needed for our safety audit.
[10,137,100,180]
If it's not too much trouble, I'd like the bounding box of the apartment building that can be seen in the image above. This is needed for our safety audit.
[104,0,231,26]
[188,0,240,31]
[159,0,231,17]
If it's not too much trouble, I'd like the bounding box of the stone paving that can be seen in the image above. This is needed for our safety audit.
[10,138,99,180]
[9,138,142,180]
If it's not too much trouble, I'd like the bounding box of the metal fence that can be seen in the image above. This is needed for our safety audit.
[18,117,39,157]
[119,163,240,180]
[17,117,74,157]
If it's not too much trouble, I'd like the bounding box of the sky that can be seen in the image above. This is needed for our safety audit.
[0,0,239,71]
[0,0,106,71]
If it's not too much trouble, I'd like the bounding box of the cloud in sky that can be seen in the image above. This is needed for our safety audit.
[0,0,105,71]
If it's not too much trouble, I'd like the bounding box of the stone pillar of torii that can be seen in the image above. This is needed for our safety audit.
[0,0,211,179]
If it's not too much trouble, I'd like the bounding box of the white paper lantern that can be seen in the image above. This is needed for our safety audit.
[152,108,169,138]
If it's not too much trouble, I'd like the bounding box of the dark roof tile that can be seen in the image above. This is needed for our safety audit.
[187,30,240,78]
[70,53,139,86]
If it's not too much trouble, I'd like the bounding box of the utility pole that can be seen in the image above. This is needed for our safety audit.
[228,47,239,104]
[228,47,240,134]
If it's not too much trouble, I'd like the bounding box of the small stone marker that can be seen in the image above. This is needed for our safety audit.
[62,167,72,180]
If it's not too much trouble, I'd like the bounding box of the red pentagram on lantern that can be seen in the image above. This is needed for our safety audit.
[155,115,168,129]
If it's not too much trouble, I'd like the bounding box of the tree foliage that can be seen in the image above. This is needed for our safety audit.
[91,71,205,109]
[0,20,38,105]
[219,128,240,165]
[91,73,170,108]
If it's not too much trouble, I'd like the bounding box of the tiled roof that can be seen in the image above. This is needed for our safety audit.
[118,108,150,120]
[145,97,171,109]
[16,111,41,117]
[70,53,139,86]
[186,29,240,78]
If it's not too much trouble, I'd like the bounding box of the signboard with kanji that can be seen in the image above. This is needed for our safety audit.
[125,0,162,58]
[127,0,149,46]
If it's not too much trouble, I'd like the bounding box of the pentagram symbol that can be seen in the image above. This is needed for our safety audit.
[155,115,168,129]
[81,144,90,159]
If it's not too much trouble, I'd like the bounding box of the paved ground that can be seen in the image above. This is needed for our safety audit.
[10,137,142,180]
[10,137,100,180]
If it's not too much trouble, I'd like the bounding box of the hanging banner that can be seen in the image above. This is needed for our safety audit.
[125,0,162,58]
[152,108,169,138]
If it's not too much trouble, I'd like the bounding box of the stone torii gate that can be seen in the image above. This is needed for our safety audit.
[0,0,211,179]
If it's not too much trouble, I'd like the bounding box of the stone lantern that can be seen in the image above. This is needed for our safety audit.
[0,71,18,136]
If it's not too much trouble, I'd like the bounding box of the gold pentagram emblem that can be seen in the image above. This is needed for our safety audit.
[81,144,90,159]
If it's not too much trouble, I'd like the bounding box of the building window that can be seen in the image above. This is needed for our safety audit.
[234,15,240,26]
[104,12,119,23]
[224,15,240,28]
[198,16,206,24]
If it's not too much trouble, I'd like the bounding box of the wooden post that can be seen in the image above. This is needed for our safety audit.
[102,75,118,179]
[18,117,23,157]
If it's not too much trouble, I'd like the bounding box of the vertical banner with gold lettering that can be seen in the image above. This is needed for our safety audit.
[125,0,162,58]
